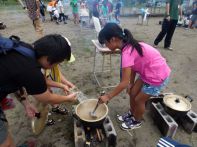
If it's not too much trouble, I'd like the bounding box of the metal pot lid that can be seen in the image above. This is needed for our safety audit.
[163,94,191,111]
[75,99,108,122]
[31,103,49,135]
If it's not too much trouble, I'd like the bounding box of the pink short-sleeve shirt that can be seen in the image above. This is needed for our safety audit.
[122,42,171,86]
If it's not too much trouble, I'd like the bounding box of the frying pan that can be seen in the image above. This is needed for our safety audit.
[74,99,108,127]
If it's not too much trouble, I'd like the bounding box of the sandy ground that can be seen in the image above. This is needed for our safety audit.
[0,6,197,147]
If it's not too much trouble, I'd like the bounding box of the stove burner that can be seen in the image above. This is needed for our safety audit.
[74,116,117,147]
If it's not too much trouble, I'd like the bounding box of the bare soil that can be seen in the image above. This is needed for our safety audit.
[0,6,197,147]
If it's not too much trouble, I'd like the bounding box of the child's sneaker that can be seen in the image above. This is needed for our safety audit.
[121,118,142,130]
[117,110,133,122]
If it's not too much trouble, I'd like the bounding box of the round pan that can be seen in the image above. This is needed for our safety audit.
[75,99,108,123]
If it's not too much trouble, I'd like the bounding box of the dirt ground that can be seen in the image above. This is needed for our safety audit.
[0,6,197,147]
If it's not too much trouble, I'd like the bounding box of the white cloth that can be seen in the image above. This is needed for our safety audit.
[47,5,53,12]
[57,1,64,13]
[80,8,89,17]
[53,9,59,18]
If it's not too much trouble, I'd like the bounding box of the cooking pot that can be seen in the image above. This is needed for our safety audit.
[74,99,108,127]
[163,94,192,119]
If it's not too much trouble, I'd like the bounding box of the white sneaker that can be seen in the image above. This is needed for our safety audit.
[121,118,142,130]
[164,47,173,51]
[117,110,133,122]
[153,44,158,48]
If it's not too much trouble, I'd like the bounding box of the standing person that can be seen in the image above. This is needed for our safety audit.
[188,0,197,29]
[98,23,171,130]
[115,0,121,23]
[70,0,79,24]
[57,0,68,24]
[107,0,113,21]
[92,0,99,18]
[153,0,183,50]
[87,0,94,21]
[100,1,109,25]
[18,0,44,38]
[40,0,46,22]
[0,34,77,146]
[47,0,58,21]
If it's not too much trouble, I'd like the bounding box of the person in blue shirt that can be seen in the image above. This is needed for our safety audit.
[189,0,197,29]
[115,0,121,23]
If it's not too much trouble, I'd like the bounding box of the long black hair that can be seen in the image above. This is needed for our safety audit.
[33,34,71,64]
[98,23,143,56]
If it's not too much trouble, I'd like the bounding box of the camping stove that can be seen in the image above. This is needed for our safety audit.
[72,106,117,147]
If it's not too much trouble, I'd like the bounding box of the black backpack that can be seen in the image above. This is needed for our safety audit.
[0,35,35,58]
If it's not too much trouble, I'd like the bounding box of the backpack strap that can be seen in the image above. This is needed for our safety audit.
[0,35,35,59]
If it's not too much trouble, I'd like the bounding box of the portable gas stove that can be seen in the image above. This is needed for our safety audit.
[72,105,117,147]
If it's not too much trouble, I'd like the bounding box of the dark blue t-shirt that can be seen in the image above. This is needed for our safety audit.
[115,2,121,13]
[192,1,197,15]
[0,51,47,100]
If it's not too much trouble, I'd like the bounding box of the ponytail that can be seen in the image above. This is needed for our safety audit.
[98,23,143,57]
[123,29,143,56]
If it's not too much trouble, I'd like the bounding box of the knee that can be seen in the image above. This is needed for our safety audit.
[134,98,145,106]
[130,91,138,99]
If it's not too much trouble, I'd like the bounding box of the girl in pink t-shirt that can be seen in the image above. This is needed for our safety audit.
[98,23,171,130]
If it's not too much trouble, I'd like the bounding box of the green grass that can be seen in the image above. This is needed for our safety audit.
[0,0,49,10]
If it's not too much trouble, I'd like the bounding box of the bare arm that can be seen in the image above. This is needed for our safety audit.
[179,4,183,18]
[45,78,67,90]
[59,70,75,88]
[166,2,170,15]
[100,67,133,103]
[36,0,40,11]
[130,70,136,85]
[33,89,77,104]
[35,0,40,17]
[15,88,38,118]
[107,68,133,98]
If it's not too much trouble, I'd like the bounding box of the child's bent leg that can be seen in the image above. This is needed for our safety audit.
[129,78,143,114]
[133,92,151,121]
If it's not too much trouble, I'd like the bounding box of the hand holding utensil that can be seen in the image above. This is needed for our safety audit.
[90,91,105,118]
[90,98,101,118]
